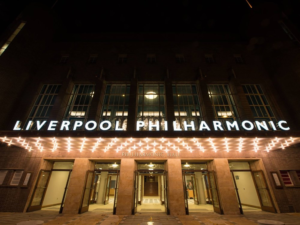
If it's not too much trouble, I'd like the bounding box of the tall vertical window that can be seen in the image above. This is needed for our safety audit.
[172,84,202,130]
[101,84,130,131]
[137,84,166,131]
[242,84,276,122]
[207,84,239,125]
[27,84,61,130]
[64,84,95,127]
[0,22,26,56]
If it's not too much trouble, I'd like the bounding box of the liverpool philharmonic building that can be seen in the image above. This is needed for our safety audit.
[0,3,300,216]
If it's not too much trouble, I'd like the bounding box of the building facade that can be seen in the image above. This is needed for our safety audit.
[0,3,300,216]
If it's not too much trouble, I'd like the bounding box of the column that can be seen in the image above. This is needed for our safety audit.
[96,172,108,204]
[195,172,206,204]
[197,80,215,123]
[165,78,175,131]
[127,78,137,132]
[63,158,94,214]
[116,159,135,214]
[167,159,185,215]
[87,78,105,121]
[213,159,240,215]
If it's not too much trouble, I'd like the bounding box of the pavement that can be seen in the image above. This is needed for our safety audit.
[0,210,300,225]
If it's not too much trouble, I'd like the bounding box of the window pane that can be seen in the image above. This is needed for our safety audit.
[207,84,239,130]
[242,84,276,122]
[26,84,61,130]
[101,84,130,131]
[173,84,202,130]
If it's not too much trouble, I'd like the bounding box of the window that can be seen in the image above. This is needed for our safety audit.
[146,54,156,63]
[137,84,166,131]
[0,170,8,185]
[234,54,244,64]
[101,84,130,131]
[207,84,239,127]
[205,54,215,63]
[10,171,24,186]
[278,20,298,42]
[297,171,300,181]
[242,84,276,123]
[175,54,185,63]
[88,54,98,64]
[280,171,293,186]
[26,84,61,130]
[22,172,32,186]
[172,84,202,130]
[60,54,69,63]
[118,54,127,63]
[229,162,250,170]
[64,84,95,128]
[0,22,26,56]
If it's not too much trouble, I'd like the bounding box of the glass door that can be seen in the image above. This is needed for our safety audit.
[203,174,213,204]
[59,171,72,213]
[192,175,199,205]
[113,173,119,214]
[163,171,169,215]
[27,170,51,212]
[208,171,222,214]
[182,172,189,215]
[252,171,276,213]
[231,172,243,214]
[104,176,112,205]
[79,170,94,213]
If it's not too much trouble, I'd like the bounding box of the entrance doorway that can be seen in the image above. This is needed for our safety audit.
[229,161,276,213]
[182,162,220,214]
[27,161,73,213]
[79,162,120,214]
[133,162,169,214]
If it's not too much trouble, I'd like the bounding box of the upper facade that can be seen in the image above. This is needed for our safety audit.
[0,3,299,134]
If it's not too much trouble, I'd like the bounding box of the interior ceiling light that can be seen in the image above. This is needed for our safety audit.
[112,162,118,168]
[184,162,190,167]
[148,162,154,167]
[145,92,157,99]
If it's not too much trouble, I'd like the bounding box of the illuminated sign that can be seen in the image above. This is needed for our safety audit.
[12,120,290,131]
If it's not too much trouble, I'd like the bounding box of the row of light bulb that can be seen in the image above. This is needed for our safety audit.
[0,136,296,153]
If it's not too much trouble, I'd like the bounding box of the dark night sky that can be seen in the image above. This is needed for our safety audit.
[0,0,300,35]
